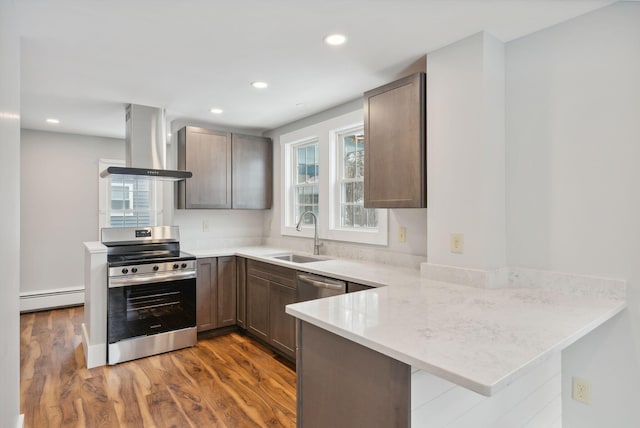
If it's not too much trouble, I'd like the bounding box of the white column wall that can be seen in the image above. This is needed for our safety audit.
[0,0,21,425]
[426,32,506,271]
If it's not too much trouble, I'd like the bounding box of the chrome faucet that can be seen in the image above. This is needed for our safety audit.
[296,211,322,255]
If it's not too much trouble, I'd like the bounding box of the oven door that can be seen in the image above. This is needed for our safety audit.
[108,276,196,344]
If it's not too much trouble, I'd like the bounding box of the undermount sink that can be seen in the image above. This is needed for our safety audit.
[271,253,329,264]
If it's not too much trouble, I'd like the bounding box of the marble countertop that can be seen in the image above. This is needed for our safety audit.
[184,245,626,396]
[185,246,416,288]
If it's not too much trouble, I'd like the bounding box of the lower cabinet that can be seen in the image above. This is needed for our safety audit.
[269,282,296,356]
[246,274,270,341]
[245,259,297,359]
[236,257,247,329]
[347,282,374,293]
[196,256,237,332]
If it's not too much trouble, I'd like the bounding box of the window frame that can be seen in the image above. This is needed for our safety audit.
[98,159,161,232]
[328,123,388,245]
[280,110,388,246]
[281,136,319,238]
[291,139,320,229]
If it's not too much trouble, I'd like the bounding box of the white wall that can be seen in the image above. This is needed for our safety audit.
[426,32,506,272]
[264,100,428,268]
[505,2,640,426]
[20,130,124,298]
[0,0,21,424]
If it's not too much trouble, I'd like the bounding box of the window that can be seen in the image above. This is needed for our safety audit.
[98,159,160,230]
[281,110,388,245]
[293,140,319,225]
[335,126,377,229]
[108,176,154,227]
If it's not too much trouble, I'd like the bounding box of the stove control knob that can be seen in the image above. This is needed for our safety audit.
[121,268,128,274]
[153,265,159,271]
[181,263,187,269]
[131,267,138,273]
[173,263,179,269]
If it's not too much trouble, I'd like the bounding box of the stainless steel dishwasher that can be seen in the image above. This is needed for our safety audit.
[296,272,346,302]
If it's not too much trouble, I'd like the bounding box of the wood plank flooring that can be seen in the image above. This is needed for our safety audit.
[20,307,297,428]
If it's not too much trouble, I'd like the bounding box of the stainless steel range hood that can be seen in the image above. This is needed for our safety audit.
[100,104,192,181]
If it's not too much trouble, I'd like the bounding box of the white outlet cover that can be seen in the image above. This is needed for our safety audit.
[572,376,591,404]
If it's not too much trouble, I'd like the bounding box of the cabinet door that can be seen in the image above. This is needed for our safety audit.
[364,72,426,208]
[217,256,237,327]
[232,134,273,209]
[347,282,373,293]
[196,258,217,332]
[246,274,270,341]
[236,257,247,328]
[269,282,296,358]
[178,126,232,209]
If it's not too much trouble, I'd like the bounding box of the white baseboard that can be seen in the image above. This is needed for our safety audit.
[82,322,106,368]
[20,286,84,312]
[17,414,24,428]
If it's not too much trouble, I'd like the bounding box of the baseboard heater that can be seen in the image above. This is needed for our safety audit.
[20,286,84,312]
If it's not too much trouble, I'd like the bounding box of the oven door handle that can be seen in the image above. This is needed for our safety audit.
[109,270,196,288]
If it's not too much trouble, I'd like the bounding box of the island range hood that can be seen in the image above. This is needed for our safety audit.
[100,104,192,181]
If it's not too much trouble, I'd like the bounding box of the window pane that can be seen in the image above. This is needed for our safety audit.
[342,205,354,227]
[297,146,307,184]
[353,205,364,228]
[354,181,363,204]
[108,176,153,227]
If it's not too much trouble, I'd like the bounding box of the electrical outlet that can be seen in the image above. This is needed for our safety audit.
[450,233,464,254]
[202,220,210,232]
[398,227,407,243]
[572,377,591,404]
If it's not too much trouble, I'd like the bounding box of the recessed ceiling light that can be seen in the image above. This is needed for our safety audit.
[46,118,60,124]
[251,81,268,89]
[324,33,347,46]
[210,108,223,114]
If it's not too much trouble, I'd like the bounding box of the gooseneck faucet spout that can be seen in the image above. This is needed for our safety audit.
[296,211,322,255]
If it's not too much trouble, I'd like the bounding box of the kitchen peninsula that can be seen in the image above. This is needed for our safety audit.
[84,244,625,427]
[151,248,627,427]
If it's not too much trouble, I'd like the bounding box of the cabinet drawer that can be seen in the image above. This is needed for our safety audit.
[247,259,297,289]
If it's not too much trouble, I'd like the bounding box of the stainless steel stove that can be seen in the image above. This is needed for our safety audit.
[102,226,196,365]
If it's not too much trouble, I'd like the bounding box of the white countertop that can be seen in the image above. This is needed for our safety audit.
[186,246,626,396]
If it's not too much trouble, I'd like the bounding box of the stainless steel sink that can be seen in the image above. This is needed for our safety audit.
[271,254,329,263]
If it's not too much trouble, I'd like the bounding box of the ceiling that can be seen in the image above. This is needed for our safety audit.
[18,0,617,139]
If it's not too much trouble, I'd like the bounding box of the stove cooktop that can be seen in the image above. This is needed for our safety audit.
[107,251,195,267]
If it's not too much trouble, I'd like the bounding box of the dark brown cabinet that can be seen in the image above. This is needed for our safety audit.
[347,282,374,293]
[232,134,272,209]
[217,256,237,327]
[245,259,297,359]
[177,127,272,210]
[178,126,232,209]
[269,282,296,356]
[246,273,270,341]
[364,72,426,208]
[196,256,236,332]
[236,257,247,329]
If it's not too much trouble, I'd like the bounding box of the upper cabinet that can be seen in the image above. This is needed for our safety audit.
[363,72,426,208]
[177,126,272,209]
[232,134,273,209]
[178,126,232,209]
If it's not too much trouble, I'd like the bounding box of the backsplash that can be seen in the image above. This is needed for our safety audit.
[265,236,427,270]
[421,263,626,300]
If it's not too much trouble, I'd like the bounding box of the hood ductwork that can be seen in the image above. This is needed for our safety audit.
[100,104,192,181]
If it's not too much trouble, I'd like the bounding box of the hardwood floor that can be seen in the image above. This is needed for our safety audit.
[20,307,297,428]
